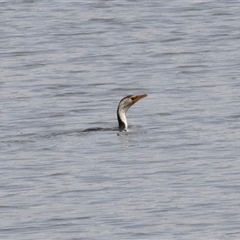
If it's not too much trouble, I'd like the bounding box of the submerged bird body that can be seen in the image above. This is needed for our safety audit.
[117,94,147,131]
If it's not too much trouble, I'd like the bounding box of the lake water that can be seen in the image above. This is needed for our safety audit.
[1,0,240,239]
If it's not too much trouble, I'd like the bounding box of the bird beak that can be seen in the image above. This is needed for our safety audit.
[132,94,147,104]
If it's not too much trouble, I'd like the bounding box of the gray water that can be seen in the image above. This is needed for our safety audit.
[1,0,240,239]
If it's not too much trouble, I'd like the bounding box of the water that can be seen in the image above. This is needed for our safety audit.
[1,0,240,239]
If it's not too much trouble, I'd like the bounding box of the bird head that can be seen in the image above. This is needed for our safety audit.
[118,94,147,112]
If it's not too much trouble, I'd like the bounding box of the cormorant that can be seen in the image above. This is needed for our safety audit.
[117,94,147,131]
[82,94,147,132]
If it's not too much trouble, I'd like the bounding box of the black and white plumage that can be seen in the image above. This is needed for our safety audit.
[117,94,147,131]
[82,94,147,133]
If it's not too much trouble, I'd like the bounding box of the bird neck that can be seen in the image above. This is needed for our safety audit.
[117,107,128,131]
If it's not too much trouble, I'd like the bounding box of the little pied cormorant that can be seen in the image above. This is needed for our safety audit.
[82,94,147,132]
[117,94,147,131]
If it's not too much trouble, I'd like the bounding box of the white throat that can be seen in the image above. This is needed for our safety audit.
[119,108,128,130]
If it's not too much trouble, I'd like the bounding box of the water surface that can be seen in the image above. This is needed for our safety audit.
[1,1,240,239]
